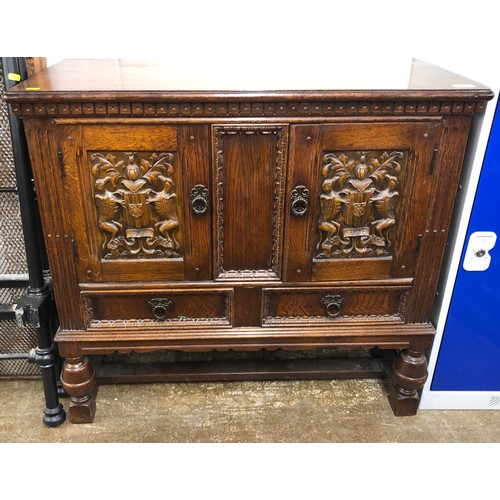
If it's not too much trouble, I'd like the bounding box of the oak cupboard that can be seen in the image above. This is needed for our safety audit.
[6,59,493,423]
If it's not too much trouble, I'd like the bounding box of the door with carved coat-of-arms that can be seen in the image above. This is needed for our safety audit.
[284,121,441,282]
[58,124,211,282]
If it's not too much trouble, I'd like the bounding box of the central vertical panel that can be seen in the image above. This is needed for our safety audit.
[213,125,287,280]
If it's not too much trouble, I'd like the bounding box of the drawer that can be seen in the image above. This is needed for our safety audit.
[82,288,233,329]
[262,286,409,326]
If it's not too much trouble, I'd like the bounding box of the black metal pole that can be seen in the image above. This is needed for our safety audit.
[2,58,44,289]
[1,57,65,427]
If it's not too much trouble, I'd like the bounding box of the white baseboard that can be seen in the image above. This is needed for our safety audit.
[420,390,500,410]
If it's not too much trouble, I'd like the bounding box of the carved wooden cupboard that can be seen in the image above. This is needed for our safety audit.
[6,59,493,423]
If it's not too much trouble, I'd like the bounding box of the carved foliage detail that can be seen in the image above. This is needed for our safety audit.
[91,151,181,259]
[316,150,406,259]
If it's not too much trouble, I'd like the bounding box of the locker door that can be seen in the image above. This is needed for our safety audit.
[430,101,500,393]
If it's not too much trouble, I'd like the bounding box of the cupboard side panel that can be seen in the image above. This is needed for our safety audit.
[405,115,473,323]
[23,118,85,330]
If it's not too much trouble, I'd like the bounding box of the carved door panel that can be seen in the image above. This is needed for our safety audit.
[59,124,211,282]
[212,124,287,281]
[284,122,441,282]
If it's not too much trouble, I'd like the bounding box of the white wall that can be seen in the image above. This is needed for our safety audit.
[8,1,500,87]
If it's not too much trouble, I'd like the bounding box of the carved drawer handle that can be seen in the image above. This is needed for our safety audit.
[290,185,309,216]
[148,298,174,320]
[190,184,209,215]
[321,295,344,318]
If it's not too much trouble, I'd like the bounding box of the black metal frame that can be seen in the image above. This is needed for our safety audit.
[0,57,65,427]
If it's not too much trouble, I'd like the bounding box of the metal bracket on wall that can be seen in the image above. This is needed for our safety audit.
[14,291,52,329]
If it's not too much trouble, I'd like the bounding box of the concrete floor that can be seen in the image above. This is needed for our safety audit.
[1,377,499,442]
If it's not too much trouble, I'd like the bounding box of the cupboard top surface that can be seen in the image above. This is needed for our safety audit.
[6,58,493,102]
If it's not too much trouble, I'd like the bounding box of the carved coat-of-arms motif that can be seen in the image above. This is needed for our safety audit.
[91,151,181,259]
[316,150,406,259]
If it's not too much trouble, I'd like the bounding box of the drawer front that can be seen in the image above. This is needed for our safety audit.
[83,288,233,329]
[262,286,409,326]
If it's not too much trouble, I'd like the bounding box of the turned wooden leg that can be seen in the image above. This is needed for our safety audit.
[60,356,97,423]
[388,349,428,416]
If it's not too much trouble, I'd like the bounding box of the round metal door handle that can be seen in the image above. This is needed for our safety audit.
[321,294,344,318]
[148,298,174,320]
[290,185,309,216]
[190,184,209,215]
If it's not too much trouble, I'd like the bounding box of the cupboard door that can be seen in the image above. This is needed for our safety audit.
[59,124,211,282]
[284,122,440,282]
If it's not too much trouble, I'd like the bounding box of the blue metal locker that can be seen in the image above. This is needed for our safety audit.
[421,98,500,408]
